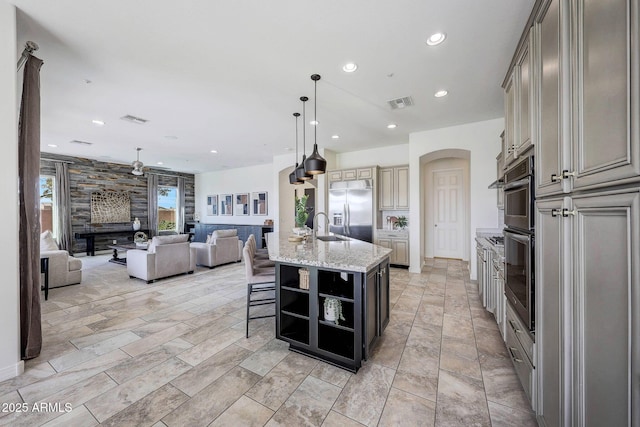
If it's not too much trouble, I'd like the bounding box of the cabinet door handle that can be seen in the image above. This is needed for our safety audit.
[551,208,562,217]
[508,347,523,363]
[562,208,577,217]
[562,169,576,179]
[550,173,563,182]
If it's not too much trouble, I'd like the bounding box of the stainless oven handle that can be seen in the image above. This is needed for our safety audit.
[504,230,530,244]
[503,177,531,191]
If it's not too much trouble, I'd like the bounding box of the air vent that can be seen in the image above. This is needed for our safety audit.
[120,114,149,125]
[387,96,414,110]
[69,139,93,146]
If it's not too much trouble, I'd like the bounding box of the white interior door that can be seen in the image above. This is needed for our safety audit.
[433,168,464,259]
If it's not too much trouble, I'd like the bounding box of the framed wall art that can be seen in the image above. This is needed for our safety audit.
[235,193,249,216]
[251,191,268,215]
[220,194,233,215]
[206,194,218,216]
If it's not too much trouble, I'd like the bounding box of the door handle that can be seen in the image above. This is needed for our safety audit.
[508,347,523,363]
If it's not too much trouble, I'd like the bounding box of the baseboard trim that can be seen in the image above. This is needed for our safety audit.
[0,359,24,382]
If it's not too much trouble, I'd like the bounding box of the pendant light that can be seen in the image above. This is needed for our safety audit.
[288,112,303,185]
[304,74,327,175]
[131,147,144,176]
[295,96,312,181]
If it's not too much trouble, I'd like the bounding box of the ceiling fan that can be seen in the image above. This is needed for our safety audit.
[131,147,144,176]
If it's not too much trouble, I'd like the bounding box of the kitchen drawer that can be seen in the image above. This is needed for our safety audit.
[377,230,408,239]
[506,314,534,404]
[506,302,534,366]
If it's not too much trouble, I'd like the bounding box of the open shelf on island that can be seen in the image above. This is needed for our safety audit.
[318,323,354,359]
[319,296,354,329]
[318,270,355,300]
[281,291,309,318]
[280,314,309,345]
[280,264,302,289]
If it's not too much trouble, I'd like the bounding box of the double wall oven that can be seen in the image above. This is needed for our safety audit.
[503,153,535,332]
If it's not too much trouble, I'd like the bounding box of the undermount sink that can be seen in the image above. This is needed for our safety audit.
[316,235,347,242]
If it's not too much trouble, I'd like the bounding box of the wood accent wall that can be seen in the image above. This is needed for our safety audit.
[40,153,195,254]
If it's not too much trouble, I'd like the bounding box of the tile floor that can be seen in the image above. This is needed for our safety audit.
[0,255,538,426]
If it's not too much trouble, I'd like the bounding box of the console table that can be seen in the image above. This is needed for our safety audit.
[75,229,149,256]
[193,224,273,248]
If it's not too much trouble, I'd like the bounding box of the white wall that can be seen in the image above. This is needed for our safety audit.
[409,118,503,277]
[194,163,274,225]
[0,2,23,381]
[335,144,409,169]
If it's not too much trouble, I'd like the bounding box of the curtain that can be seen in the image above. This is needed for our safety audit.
[147,173,158,237]
[177,176,185,234]
[55,162,73,252]
[19,56,44,359]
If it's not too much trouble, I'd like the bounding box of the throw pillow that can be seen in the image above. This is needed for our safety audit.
[146,234,190,253]
[40,230,59,251]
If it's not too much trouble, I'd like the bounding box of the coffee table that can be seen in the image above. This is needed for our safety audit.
[107,242,147,265]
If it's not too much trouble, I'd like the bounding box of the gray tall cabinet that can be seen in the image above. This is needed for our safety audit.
[529,0,640,426]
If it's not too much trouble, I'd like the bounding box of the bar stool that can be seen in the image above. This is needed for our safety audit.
[243,246,275,338]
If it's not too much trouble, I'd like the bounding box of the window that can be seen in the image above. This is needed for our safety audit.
[158,186,177,232]
[40,175,57,236]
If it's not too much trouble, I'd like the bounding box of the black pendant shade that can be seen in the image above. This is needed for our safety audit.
[289,112,303,185]
[304,74,327,175]
[296,96,312,181]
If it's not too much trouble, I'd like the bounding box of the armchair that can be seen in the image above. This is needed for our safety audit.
[40,231,82,288]
[127,234,196,283]
[190,229,243,268]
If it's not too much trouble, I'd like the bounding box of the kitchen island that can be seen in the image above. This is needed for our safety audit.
[267,232,392,372]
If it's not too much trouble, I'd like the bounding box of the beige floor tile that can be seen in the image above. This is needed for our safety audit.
[321,410,365,427]
[120,323,193,357]
[176,326,245,366]
[309,362,353,388]
[162,366,261,427]
[100,383,188,427]
[392,369,438,402]
[378,387,436,427]
[41,405,98,427]
[239,339,290,376]
[333,363,395,427]
[487,400,537,426]
[435,370,491,427]
[210,395,274,427]
[266,376,341,427]
[246,352,318,410]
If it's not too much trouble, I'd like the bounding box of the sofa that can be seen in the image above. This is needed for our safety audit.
[190,229,243,268]
[127,234,196,283]
[40,230,82,288]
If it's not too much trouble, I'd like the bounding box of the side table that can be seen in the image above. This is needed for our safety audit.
[40,256,49,301]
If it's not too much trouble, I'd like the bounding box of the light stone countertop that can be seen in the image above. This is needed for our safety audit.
[267,232,392,272]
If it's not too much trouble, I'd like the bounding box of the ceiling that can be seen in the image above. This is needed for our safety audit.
[11,0,534,174]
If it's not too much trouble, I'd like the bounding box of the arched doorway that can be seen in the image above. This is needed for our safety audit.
[420,149,470,263]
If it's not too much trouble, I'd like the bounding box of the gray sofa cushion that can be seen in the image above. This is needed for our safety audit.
[211,229,237,239]
[147,234,190,253]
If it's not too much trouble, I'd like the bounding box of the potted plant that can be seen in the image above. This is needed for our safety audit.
[294,194,310,234]
[323,297,345,325]
[394,215,408,230]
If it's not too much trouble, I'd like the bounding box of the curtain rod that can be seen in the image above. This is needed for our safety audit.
[41,158,74,164]
[145,171,189,178]
[16,41,39,71]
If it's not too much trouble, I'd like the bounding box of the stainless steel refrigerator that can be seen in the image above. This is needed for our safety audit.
[328,179,374,243]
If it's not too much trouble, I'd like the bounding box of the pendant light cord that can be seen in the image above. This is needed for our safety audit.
[314,79,317,145]
[295,113,299,162]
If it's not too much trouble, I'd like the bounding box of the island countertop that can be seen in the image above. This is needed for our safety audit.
[267,232,392,272]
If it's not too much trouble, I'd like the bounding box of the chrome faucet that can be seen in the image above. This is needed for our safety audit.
[313,212,330,237]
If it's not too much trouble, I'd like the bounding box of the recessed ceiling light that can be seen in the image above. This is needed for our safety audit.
[434,90,448,98]
[387,124,397,129]
[210,150,218,154]
[83,79,92,84]
[157,162,164,165]
[47,144,57,148]
[342,63,358,73]
[310,120,319,126]
[426,32,446,46]
[331,135,340,139]
[92,119,105,126]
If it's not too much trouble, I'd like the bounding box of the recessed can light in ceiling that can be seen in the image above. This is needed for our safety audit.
[47,144,58,148]
[387,123,397,129]
[434,90,449,98]
[342,63,358,73]
[310,120,319,126]
[92,119,105,126]
[426,32,446,46]
[210,150,218,154]
[157,162,163,165]
[332,135,340,139]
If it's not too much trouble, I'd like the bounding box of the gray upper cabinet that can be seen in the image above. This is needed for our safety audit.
[516,30,533,156]
[535,0,564,197]
[571,0,640,191]
[378,165,409,210]
[503,72,517,169]
[536,0,640,197]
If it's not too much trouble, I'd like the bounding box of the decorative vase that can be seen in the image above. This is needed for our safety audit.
[132,217,141,231]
